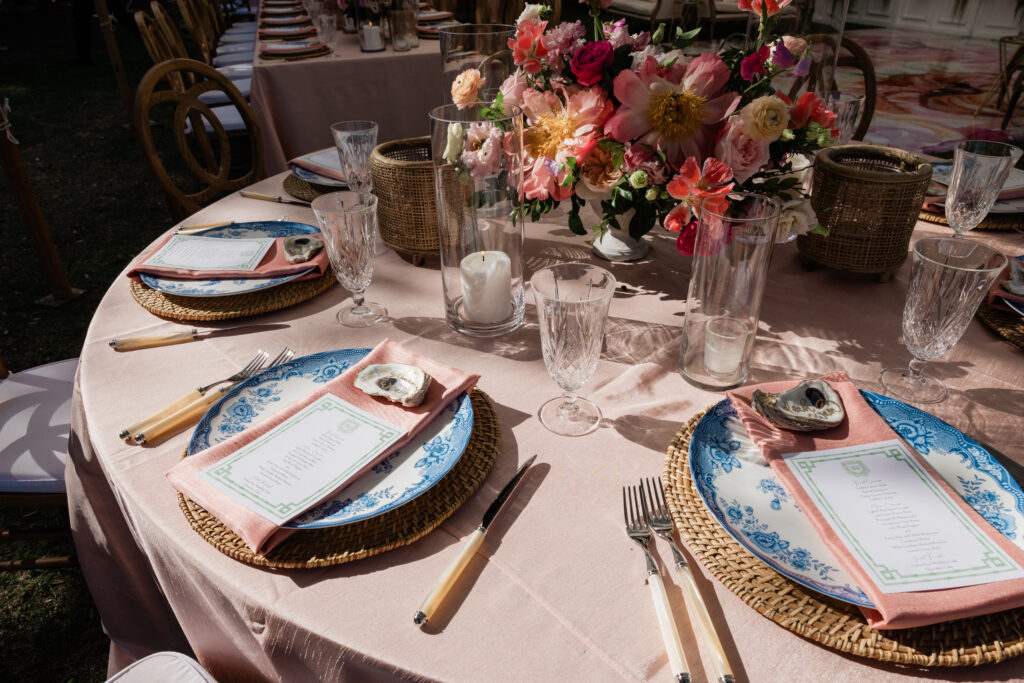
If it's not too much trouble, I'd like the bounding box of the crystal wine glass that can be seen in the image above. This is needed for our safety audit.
[944,140,1022,238]
[330,120,378,193]
[311,191,387,327]
[879,237,1006,403]
[532,263,616,436]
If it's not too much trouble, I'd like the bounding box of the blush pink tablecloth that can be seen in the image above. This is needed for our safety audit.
[67,172,1024,682]
[251,34,444,174]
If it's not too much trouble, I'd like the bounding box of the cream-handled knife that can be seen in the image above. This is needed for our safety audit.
[414,454,537,626]
[239,190,310,206]
[109,323,286,351]
[133,387,228,445]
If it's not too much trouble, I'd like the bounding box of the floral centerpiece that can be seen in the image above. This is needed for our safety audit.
[449,0,840,255]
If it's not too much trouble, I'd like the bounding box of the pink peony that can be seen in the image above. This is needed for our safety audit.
[461,122,504,178]
[713,117,769,183]
[509,19,548,75]
[738,0,793,16]
[604,52,740,170]
[570,40,614,86]
[524,157,574,201]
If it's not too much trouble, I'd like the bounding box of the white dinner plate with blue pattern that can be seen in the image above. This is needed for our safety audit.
[1004,297,1024,318]
[188,348,474,529]
[689,391,1024,607]
[140,221,317,298]
[289,163,346,188]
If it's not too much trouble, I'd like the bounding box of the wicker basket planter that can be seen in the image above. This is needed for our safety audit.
[370,137,439,263]
[798,145,932,282]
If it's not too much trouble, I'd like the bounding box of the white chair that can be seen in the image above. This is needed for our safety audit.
[0,356,78,571]
[106,652,217,682]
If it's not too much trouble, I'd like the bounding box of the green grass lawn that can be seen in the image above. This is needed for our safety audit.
[2,0,172,679]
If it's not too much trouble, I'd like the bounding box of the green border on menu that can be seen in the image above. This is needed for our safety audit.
[206,396,400,518]
[791,443,1020,589]
[146,235,270,271]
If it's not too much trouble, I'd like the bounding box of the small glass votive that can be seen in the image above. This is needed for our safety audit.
[703,317,755,380]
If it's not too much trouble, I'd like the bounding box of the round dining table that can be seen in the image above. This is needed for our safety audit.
[67,171,1024,682]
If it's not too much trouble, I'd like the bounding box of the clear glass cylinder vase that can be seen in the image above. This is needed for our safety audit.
[438,24,515,103]
[678,193,781,391]
[429,102,525,336]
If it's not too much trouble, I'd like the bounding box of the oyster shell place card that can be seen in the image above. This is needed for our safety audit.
[143,235,275,272]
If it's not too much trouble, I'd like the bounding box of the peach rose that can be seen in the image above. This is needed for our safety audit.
[740,95,790,143]
[451,68,485,110]
[714,117,770,184]
[575,143,622,200]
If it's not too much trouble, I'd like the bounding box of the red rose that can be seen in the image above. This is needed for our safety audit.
[570,40,614,87]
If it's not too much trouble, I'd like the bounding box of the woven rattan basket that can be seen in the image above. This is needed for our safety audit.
[371,137,438,263]
[798,146,932,281]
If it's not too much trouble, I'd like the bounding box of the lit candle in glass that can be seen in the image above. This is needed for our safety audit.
[460,251,512,324]
[703,317,753,379]
[360,21,384,51]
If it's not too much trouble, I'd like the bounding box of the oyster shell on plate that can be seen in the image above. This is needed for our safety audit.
[282,235,323,263]
[354,363,432,407]
[751,378,845,432]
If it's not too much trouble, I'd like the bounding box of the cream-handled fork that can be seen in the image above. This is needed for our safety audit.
[118,350,269,440]
[135,347,295,445]
[642,477,734,683]
[623,486,691,683]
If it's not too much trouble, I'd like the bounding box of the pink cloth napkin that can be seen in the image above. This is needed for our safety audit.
[127,233,329,281]
[727,371,1024,629]
[166,339,480,555]
[289,150,346,183]
[987,257,1024,311]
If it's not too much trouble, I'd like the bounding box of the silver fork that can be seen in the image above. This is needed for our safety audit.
[623,486,690,683]
[134,347,296,445]
[642,477,734,683]
[119,350,270,439]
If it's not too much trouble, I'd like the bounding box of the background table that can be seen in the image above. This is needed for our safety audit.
[67,173,1024,681]
[251,35,445,174]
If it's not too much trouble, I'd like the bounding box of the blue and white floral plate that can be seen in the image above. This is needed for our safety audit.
[188,348,474,529]
[140,221,316,298]
[1004,298,1024,318]
[689,391,1024,607]
[289,163,346,188]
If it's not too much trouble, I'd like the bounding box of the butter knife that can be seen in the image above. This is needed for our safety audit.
[239,190,310,206]
[414,454,537,626]
[109,323,287,351]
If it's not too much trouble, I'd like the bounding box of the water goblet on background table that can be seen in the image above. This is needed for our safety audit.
[330,120,378,193]
[879,237,1006,404]
[944,140,1022,238]
[823,92,866,145]
[311,191,388,327]
[318,13,336,48]
[531,263,616,437]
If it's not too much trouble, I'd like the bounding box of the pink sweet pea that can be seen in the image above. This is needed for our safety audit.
[737,0,793,15]
[604,53,740,170]
[740,45,771,80]
[664,156,734,232]
[509,19,548,75]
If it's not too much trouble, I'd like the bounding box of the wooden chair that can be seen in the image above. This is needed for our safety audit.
[475,0,561,24]
[0,355,78,571]
[788,34,876,142]
[694,0,748,40]
[606,0,681,31]
[135,58,265,220]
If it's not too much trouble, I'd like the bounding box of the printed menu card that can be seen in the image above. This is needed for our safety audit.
[784,439,1024,593]
[198,395,406,525]
[143,235,275,272]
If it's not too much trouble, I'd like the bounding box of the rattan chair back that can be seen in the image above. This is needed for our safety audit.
[788,34,876,141]
[135,58,265,221]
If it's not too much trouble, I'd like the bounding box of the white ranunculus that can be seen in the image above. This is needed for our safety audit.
[777,196,818,242]
[517,3,546,23]
[442,122,465,164]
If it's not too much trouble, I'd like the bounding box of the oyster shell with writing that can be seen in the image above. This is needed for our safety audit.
[354,363,432,407]
[752,378,845,432]
[282,235,323,263]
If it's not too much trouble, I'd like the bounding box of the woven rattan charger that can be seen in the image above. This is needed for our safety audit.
[663,407,1024,667]
[918,208,1024,232]
[129,270,336,322]
[977,300,1024,351]
[283,172,334,203]
[178,388,499,569]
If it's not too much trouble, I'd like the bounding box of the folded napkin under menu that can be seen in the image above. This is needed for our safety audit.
[727,371,1024,629]
[127,232,329,281]
[289,148,346,183]
[988,256,1024,311]
[167,339,480,555]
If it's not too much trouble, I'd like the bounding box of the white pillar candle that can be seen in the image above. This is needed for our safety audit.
[460,251,512,324]
[361,23,384,51]
[703,317,753,379]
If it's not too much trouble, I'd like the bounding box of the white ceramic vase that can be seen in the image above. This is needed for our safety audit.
[586,206,650,262]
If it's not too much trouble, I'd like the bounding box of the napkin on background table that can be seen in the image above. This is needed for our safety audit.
[727,371,1024,630]
[127,233,330,281]
[166,339,480,555]
[289,148,347,183]
[987,256,1024,311]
